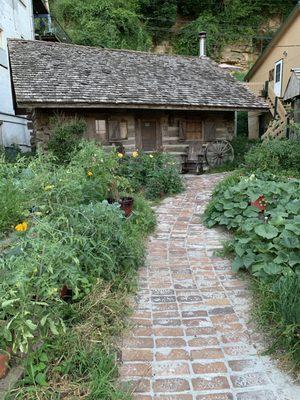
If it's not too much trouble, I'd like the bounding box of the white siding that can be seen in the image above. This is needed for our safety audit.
[0,0,34,149]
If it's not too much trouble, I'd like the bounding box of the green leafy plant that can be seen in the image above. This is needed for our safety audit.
[245,139,300,176]
[0,140,172,398]
[204,174,300,278]
[48,116,87,164]
[204,167,300,370]
[118,151,184,199]
[252,273,300,371]
[52,0,151,50]
[0,180,25,234]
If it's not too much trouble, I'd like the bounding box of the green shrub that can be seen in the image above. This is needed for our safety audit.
[231,136,259,164]
[0,141,160,356]
[0,140,189,397]
[245,139,300,174]
[0,180,25,233]
[145,166,184,200]
[118,151,184,199]
[253,273,300,370]
[48,116,87,164]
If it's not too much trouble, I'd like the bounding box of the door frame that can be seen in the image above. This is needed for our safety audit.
[274,59,283,97]
[136,117,162,151]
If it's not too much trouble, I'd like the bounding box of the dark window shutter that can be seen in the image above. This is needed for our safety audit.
[108,120,121,141]
[178,120,186,141]
[204,120,216,141]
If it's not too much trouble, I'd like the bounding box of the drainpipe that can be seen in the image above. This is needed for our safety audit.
[199,32,207,57]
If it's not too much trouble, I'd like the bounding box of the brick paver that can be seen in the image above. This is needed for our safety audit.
[120,174,299,400]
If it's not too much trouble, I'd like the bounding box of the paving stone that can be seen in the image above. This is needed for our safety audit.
[196,394,233,400]
[192,376,230,391]
[191,348,224,360]
[230,372,270,388]
[120,363,152,378]
[122,349,153,362]
[153,361,190,377]
[155,338,186,348]
[153,378,190,393]
[192,361,227,374]
[235,390,276,400]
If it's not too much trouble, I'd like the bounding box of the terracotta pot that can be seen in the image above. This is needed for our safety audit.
[251,195,267,212]
[60,285,73,303]
[120,197,134,217]
[0,353,9,379]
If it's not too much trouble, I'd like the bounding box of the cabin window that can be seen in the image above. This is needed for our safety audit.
[119,120,128,139]
[95,119,107,142]
[185,120,203,140]
[108,119,128,141]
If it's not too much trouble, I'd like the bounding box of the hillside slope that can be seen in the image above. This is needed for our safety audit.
[50,0,296,68]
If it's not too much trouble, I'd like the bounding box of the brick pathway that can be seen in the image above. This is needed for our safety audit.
[120,174,299,400]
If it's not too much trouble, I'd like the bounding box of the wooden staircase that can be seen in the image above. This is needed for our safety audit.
[246,81,288,140]
[262,84,288,140]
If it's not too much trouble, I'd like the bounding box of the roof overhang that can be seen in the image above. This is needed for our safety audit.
[15,102,269,112]
[245,3,300,82]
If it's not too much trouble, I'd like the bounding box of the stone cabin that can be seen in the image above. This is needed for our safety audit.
[8,39,267,157]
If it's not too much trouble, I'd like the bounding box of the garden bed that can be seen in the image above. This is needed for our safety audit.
[204,167,300,373]
[0,139,184,399]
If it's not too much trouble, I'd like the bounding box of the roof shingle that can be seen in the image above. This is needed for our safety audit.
[8,39,268,110]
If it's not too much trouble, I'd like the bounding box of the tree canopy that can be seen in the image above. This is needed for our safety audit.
[51,0,296,58]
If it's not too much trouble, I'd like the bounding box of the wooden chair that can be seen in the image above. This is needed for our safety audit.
[181,142,204,174]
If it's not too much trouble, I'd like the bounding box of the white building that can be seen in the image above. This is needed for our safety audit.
[0,0,67,150]
[0,0,35,150]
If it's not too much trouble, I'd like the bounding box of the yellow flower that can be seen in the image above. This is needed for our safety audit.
[44,185,54,191]
[87,170,93,177]
[117,153,124,158]
[149,154,154,158]
[132,151,139,158]
[15,221,28,232]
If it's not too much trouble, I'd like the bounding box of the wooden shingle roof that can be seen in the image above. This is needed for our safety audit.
[8,39,268,111]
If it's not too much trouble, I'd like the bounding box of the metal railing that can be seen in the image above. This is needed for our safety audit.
[34,14,71,43]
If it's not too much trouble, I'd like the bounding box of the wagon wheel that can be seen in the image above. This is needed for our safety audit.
[205,139,234,167]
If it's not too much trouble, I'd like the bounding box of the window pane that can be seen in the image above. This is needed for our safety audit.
[119,121,128,139]
[95,120,106,142]
[275,63,281,83]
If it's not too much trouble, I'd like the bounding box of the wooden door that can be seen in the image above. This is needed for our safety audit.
[274,59,283,97]
[141,120,157,151]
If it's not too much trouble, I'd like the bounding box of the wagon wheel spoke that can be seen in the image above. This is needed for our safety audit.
[205,140,234,167]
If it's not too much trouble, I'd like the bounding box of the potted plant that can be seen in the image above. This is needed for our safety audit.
[107,177,134,217]
[119,196,134,217]
[60,285,73,303]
